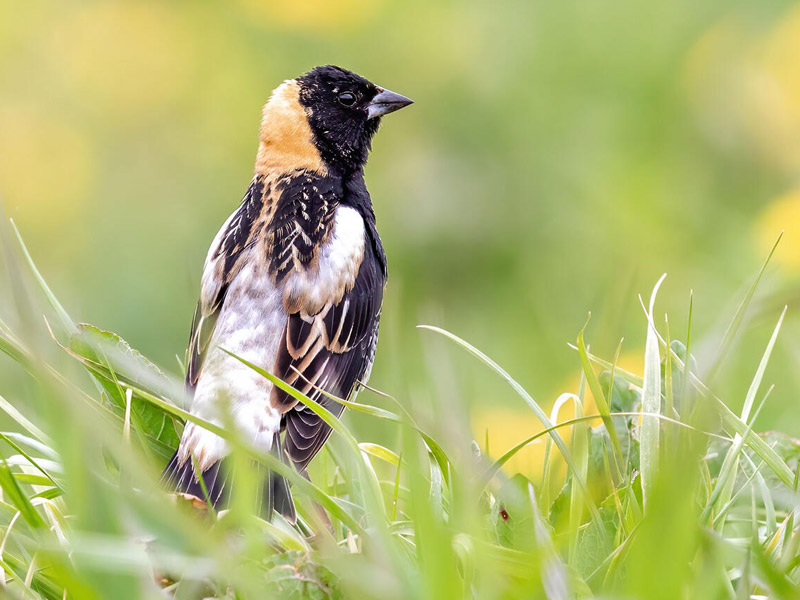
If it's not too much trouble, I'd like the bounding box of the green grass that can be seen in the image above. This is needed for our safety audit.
[1,223,799,600]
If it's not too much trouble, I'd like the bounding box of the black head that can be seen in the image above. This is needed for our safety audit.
[296,65,412,173]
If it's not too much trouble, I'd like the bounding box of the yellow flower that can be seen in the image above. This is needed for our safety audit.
[0,107,92,233]
[471,352,644,480]
[236,0,382,34]
[684,6,800,174]
[471,405,554,481]
[50,3,194,116]
[756,191,800,273]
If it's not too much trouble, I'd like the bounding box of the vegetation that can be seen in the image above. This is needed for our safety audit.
[4,2,800,598]
[1,220,799,599]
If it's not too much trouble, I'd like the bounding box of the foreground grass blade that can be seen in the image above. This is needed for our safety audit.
[707,231,782,382]
[221,348,387,522]
[576,324,622,467]
[9,219,76,334]
[0,393,51,445]
[574,335,795,487]
[640,274,665,510]
[0,458,46,529]
[418,324,599,520]
[741,306,786,423]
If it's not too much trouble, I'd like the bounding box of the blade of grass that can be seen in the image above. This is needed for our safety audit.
[0,393,52,446]
[707,231,782,382]
[542,393,582,505]
[359,443,401,467]
[577,320,622,465]
[479,411,729,489]
[741,306,786,423]
[418,324,600,520]
[566,393,587,565]
[664,316,673,419]
[640,274,666,511]
[573,336,795,487]
[680,290,694,421]
[0,458,46,529]
[701,390,769,524]
[9,219,75,334]
[0,433,60,488]
[220,348,387,522]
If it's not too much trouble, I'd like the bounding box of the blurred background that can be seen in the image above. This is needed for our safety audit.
[2,0,800,476]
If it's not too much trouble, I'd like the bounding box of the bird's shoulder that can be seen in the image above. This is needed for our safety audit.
[197,168,385,322]
[344,171,387,277]
[264,169,343,284]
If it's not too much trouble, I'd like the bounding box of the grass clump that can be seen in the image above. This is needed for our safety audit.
[0,222,799,599]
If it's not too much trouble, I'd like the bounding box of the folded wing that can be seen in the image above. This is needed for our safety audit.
[272,234,385,472]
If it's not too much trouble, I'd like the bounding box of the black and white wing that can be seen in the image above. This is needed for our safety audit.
[270,222,386,473]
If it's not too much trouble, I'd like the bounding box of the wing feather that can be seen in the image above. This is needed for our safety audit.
[275,236,385,472]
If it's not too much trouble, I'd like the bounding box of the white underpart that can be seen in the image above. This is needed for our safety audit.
[178,204,367,472]
[179,259,286,472]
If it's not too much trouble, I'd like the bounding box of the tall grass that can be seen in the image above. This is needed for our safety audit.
[1,221,799,599]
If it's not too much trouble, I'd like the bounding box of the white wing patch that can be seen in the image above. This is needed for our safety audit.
[282,206,366,316]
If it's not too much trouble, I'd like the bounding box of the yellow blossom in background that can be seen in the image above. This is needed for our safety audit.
[684,6,800,174]
[0,107,93,232]
[756,190,800,273]
[471,405,552,481]
[471,352,644,480]
[760,7,800,121]
[750,4,800,174]
[50,3,195,117]
[236,0,382,34]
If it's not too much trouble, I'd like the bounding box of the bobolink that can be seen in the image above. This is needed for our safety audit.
[163,66,412,521]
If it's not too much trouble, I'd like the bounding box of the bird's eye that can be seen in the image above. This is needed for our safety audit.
[338,91,357,107]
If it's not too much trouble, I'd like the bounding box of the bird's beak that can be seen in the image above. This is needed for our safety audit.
[367,88,414,120]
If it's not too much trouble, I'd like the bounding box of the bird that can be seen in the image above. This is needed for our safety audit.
[162,65,412,521]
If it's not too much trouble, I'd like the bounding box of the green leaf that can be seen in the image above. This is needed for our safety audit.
[359,443,401,466]
[65,323,182,454]
[0,458,46,529]
[572,496,618,580]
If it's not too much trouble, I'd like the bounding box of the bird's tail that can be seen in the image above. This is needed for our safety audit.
[255,434,297,523]
[162,436,296,523]
[162,452,228,507]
